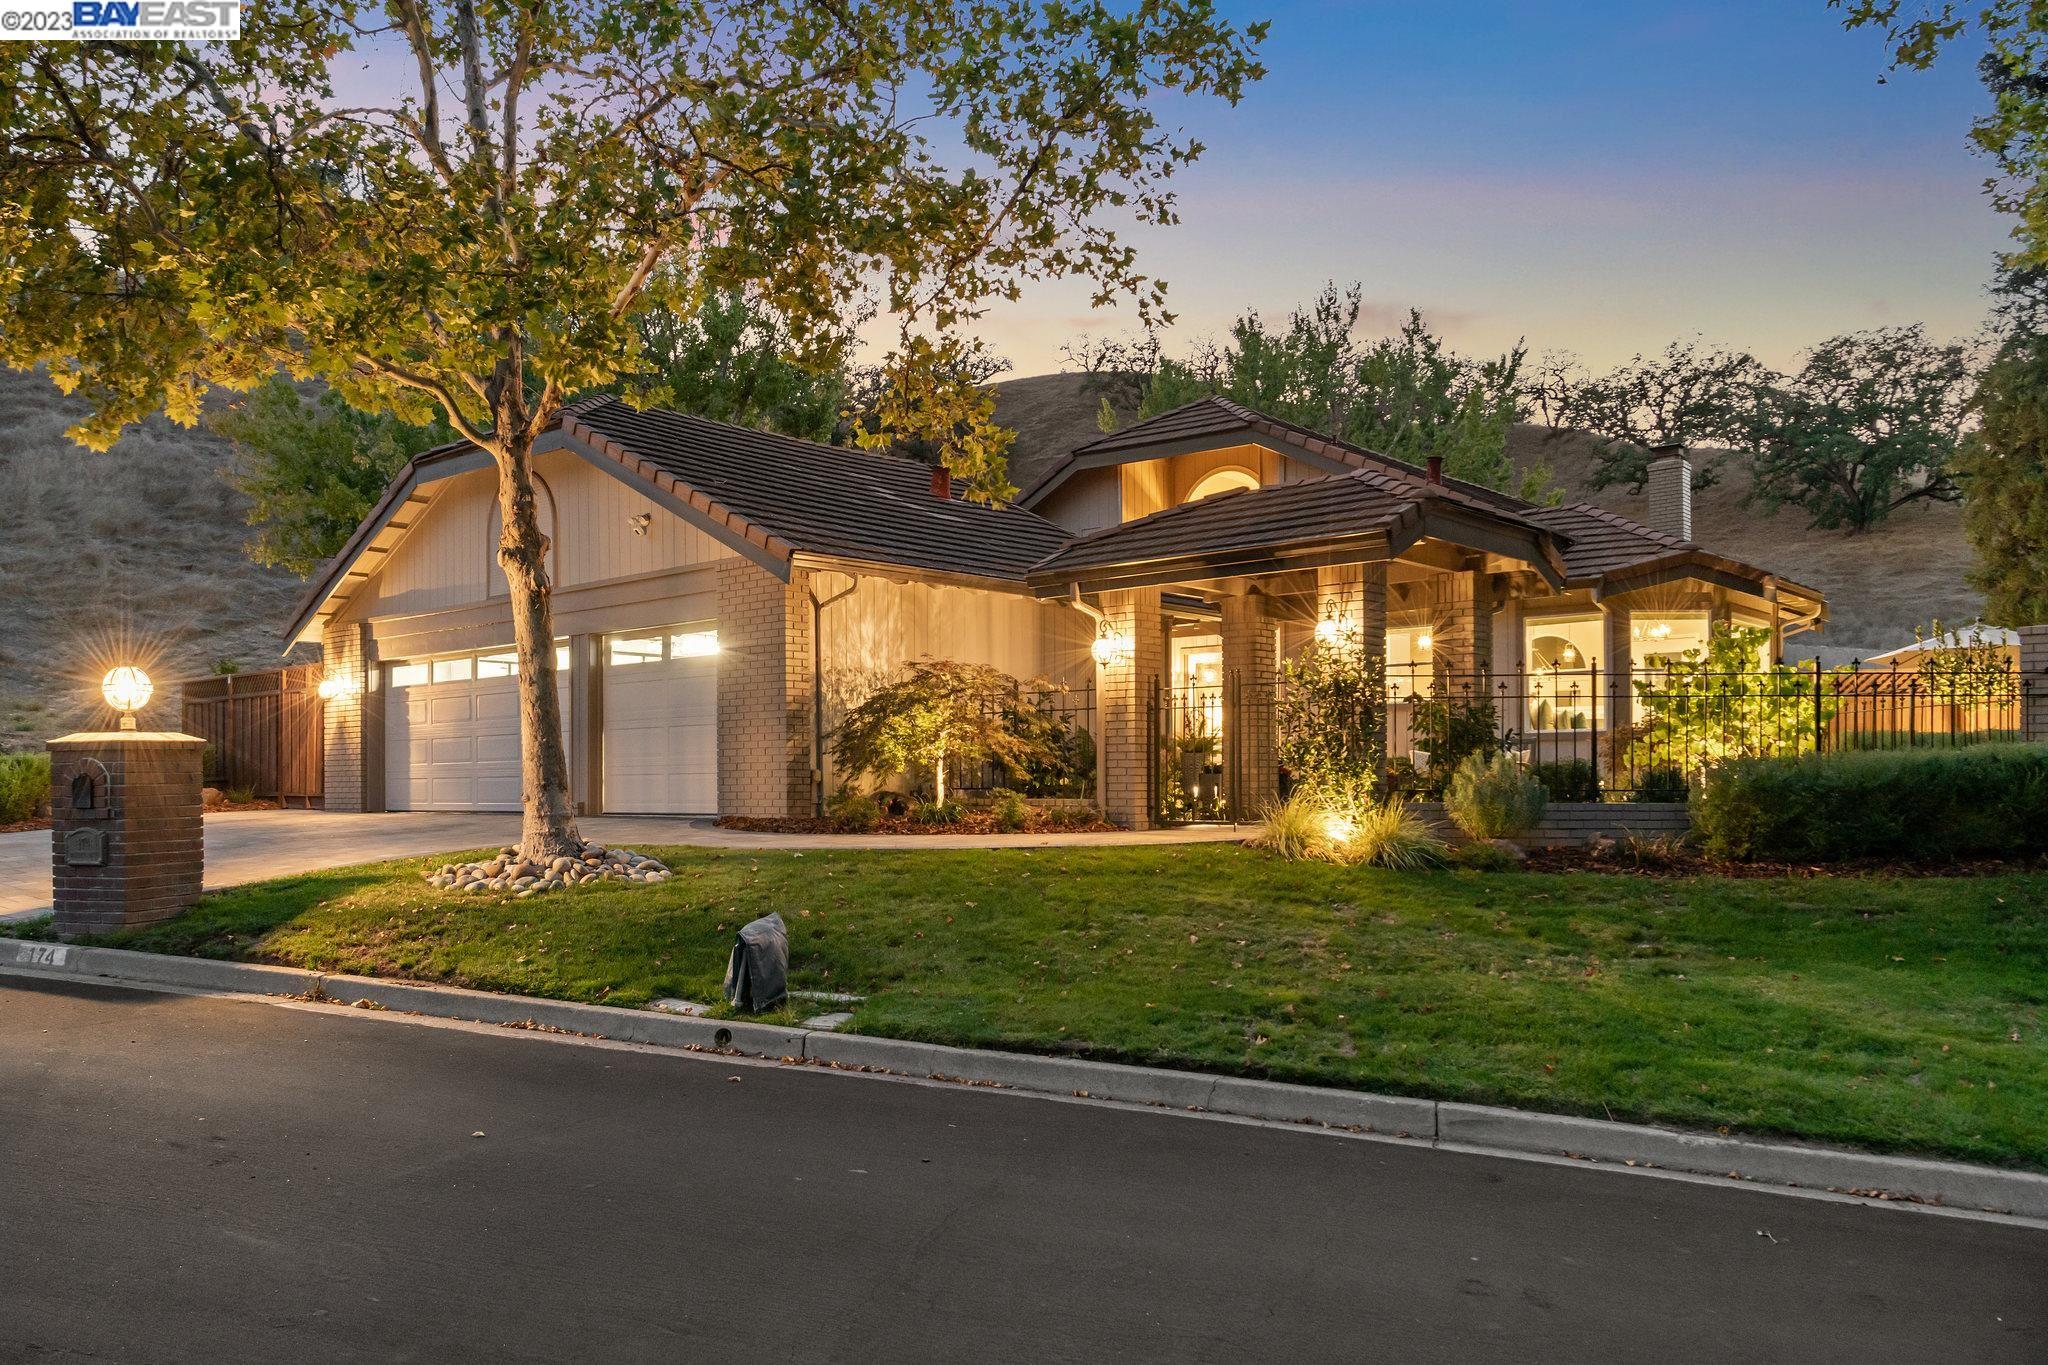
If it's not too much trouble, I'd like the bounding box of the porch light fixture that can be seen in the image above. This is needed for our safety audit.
[316,674,359,702]
[1091,626,1134,667]
[1414,632,1433,653]
[1314,600,1348,646]
[101,666,153,730]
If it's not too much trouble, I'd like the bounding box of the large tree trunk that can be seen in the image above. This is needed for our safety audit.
[494,427,582,861]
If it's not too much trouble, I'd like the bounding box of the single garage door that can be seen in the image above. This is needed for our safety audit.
[604,626,718,814]
[386,648,566,811]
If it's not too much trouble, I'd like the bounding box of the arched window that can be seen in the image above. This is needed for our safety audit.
[485,472,558,598]
[1185,466,1259,503]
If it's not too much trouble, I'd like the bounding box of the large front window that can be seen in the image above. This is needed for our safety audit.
[1526,617,1603,731]
[1630,611,1710,669]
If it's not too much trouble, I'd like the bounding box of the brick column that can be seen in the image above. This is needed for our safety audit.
[717,560,814,818]
[1095,587,1164,829]
[2022,625,2048,743]
[1603,603,1633,735]
[1220,588,1279,819]
[1431,567,1493,681]
[320,620,381,813]
[47,733,205,939]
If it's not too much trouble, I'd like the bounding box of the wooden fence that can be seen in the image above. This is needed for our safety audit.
[179,666,325,805]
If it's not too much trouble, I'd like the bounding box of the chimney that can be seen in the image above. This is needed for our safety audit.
[1425,455,1443,486]
[1646,443,1692,541]
[930,465,952,500]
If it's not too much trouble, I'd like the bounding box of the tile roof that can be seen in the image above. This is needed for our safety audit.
[1522,502,1690,581]
[1029,469,1427,577]
[566,398,1071,581]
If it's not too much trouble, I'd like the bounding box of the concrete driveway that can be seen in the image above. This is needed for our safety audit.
[0,808,1245,919]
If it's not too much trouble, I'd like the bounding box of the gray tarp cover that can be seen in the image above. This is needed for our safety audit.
[724,912,789,1013]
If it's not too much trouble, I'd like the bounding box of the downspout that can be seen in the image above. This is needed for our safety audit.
[809,573,860,816]
[1066,583,1109,632]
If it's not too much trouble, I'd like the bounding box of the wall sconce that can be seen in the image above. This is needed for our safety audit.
[1314,599,1360,646]
[1415,632,1433,653]
[317,674,360,702]
[101,666,153,731]
[1090,626,1134,667]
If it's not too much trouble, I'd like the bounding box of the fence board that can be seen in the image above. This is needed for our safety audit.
[178,666,325,804]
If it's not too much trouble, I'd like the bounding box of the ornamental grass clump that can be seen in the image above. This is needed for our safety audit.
[1251,790,1444,869]
[1443,753,1547,840]
[0,753,51,824]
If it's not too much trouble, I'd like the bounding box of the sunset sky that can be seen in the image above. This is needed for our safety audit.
[957,0,2007,378]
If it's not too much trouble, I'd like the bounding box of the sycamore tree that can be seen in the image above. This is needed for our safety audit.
[0,1,1266,858]
[1743,325,1973,533]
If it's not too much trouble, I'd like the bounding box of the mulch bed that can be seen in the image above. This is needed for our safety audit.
[717,813,1123,836]
[0,818,50,835]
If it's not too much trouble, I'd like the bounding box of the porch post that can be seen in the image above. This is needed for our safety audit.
[1316,562,1387,783]
[1220,586,1279,819]
[1432,565,1493,681]
[1096,587,1164,829]
[2021,625,2048,743]
[1603,602,1633,754]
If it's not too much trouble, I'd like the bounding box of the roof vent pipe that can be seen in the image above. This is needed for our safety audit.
[1646,443,1692,541]
[1425,455,1443,486]
[930,465,953,499]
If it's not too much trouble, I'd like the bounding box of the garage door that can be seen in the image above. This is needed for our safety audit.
[604,626,718,814]
[385,649,566,812]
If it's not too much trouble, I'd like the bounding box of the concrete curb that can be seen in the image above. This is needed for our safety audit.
[5,943,2044,1220]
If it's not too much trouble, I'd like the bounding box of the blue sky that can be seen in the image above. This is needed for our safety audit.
[967,0,2008,376]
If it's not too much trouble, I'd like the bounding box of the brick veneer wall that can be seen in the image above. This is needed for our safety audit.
[321,619,374,813]
[1427,569,1493,678]
[47,734,205,939]
[717,559,815,817]
[1646,448,1693,541]
[1413,800,1691,850]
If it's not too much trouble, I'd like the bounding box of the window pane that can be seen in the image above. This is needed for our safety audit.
[432,656,473,684]
[1631,612,1710,669]
[476,651,518,678]
[669,629,719,659]
[556,645,571,671]
[389,662,428,689]
[609,635,663,666]
[1385,627,1434,700]
[1525,618,1602,730]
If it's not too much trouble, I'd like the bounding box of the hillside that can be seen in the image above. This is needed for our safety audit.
[0,368,309,750]
[0,367,1984,749]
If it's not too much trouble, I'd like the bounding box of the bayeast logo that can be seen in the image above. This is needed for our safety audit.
[73,0,238,33]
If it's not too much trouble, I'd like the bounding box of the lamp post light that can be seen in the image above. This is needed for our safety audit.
[101,666,153,731]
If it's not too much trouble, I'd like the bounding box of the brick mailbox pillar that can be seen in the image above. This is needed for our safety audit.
[46,732,206,940]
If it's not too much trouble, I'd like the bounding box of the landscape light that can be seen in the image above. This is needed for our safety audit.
[1319,810,1356,845]
[101,666,153,730]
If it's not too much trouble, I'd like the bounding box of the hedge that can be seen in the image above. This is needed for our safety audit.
[0,753,51,825]
[1693,743,2048,862]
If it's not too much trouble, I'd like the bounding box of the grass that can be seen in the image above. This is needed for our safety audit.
[23,843,2048,1169]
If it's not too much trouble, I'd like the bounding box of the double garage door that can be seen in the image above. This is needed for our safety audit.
[385,627,716,814]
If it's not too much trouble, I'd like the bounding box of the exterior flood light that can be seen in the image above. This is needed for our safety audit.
[101,666,153,730]
[1091,627,1134,667]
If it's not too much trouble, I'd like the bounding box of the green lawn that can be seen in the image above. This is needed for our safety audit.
[27,844,2048,1169]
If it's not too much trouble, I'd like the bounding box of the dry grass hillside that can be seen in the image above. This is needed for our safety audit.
[995,371,1983,662]
[0,367,308,751]
[0,366,1983,749]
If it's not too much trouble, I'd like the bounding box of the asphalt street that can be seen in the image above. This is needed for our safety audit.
[1,975,2041,1363]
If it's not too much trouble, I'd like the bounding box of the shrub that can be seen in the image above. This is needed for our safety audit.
[1350,798,1446,870]
[1443,753,1547,840]
[1694,743,2048,862]
[912,799,963,827]
[224,785,258,806]
[1276,630,1385,799]
[832,659,1061,805]
[1448,839,1521,872]
[1410,691,1507,794]
[825,785,879,833]
[993,790,1030,832]
[1529,759,1600,803]
[1631,767,1691,803]
[0,753,51,823]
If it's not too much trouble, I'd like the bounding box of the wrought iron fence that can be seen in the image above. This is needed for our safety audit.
[952,683,1098,799]
[1148,659,2042,817]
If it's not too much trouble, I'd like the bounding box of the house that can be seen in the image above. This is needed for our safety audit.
[290,394,1827,826]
